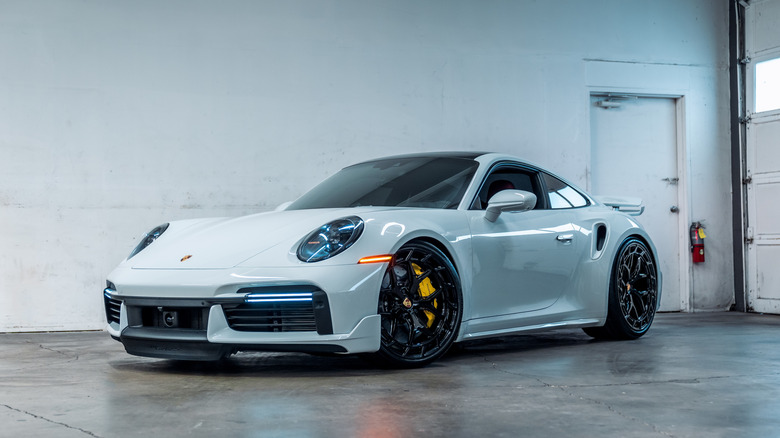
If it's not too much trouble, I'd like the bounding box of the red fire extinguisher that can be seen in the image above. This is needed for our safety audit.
[690,222,706,263]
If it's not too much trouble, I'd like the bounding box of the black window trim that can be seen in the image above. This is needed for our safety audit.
[468,161,550,210]
[468,160,592,211]
[539,170,592,210]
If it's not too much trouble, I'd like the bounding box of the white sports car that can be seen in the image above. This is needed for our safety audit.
[104,152,661,367]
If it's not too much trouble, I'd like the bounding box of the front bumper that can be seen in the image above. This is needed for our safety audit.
[104,263,386,360]
[112,305,381,360]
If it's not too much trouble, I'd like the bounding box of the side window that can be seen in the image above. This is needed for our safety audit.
[471,167,543,210]
[755,57,780,113]
[543,173,588,209]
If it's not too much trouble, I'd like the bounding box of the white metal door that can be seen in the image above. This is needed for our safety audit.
[745,0,780,313]
[590,96,686,311]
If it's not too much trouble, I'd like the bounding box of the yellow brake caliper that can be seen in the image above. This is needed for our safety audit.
[412,263,438,328]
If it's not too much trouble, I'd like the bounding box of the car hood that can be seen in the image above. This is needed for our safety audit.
[127,208,394,269]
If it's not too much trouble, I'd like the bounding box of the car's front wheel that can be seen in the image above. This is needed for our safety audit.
[584,237,658,340]
[373,241,462,367]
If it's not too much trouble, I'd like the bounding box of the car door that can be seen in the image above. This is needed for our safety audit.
[467,165,589,320]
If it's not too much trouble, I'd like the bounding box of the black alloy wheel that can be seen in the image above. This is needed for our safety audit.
[584,237,658,340]
[374,241,462,367]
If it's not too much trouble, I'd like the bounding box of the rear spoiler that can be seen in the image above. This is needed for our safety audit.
[594,196,645,216]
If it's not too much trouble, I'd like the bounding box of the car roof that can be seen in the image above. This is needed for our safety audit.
[352,151,565,175]
[329,151,595,209]
[352,151,547,175]
[355,151,490,164]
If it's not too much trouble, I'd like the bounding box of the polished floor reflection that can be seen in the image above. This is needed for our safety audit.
[2,313,779,437]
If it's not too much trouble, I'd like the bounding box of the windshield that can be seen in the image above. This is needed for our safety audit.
[287,156,479,210]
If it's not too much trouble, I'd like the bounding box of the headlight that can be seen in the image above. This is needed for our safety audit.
[297,216,364,262]
[128,223,169,259]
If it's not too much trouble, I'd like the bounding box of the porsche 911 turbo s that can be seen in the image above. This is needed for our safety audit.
[104,152,661,367]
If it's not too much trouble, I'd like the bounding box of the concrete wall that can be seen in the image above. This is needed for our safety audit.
[0,0,731,331]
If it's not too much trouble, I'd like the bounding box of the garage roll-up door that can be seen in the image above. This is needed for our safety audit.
[745,0,780,313]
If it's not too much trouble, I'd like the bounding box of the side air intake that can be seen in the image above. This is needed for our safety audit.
[592,223,608,260]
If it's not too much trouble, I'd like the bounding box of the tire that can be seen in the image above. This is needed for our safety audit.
[372,241,463,368]
[583,237,658,340]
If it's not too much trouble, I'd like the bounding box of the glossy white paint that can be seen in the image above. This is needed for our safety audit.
[468,210,583,316]
[106,154,661,357]
[484,190,537,222]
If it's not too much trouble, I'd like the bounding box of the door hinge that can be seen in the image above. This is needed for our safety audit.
[743,175,752,184]
[739,56,751,65]
[745,237,754,245]
[739,115,752,124]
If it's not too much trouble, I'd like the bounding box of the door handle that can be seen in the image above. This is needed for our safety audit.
[556,234,574,243]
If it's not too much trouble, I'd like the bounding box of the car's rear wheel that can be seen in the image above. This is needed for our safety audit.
[584,237,658,340]
[373,241,462,368]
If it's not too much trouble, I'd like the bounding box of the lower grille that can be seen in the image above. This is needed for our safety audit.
[223,286,332,334]
[104,289,121,325]
[223,301,317,332]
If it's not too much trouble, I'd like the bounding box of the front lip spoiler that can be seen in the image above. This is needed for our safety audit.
[120,327,230,361]
[119,326,348,360]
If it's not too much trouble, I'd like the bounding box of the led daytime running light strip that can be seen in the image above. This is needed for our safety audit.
[244,292,313,303]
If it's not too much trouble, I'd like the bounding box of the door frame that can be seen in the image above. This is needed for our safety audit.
[588,90,692,312]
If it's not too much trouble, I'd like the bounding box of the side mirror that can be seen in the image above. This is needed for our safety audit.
[485,190,537,222]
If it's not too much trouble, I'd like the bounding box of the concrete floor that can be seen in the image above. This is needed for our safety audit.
[2,313,780,438]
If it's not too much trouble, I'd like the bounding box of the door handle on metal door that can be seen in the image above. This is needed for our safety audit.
[556,234,574,243]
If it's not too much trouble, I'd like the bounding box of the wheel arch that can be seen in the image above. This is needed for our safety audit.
[607,217,661,272]
[406,235,461,277]
[626,233,656,259]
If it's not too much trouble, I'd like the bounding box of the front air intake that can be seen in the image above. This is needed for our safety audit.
[103,289,122,325]
[222,286,333,334]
